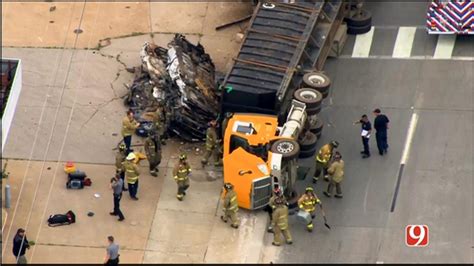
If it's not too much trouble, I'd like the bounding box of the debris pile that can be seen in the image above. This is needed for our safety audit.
[124,34,219,142]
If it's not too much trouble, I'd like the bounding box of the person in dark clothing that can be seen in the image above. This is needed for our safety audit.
[13,228,30,264]
[373,108,390,155]
[354,114,372,158]
[109,175,125,221]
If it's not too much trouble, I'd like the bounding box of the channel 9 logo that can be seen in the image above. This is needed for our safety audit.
[405,225,429,247]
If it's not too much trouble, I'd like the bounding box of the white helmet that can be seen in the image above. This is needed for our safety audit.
[126,153,136,161]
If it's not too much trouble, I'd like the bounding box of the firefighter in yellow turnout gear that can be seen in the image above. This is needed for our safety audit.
[220,183,239,229]
[122,153,140,200]
[173,153,191,201]
[201,120,222,167]
[266,187,288,232]
[272,197,293,246]
[313,140,339,183]
[298,187,322,232]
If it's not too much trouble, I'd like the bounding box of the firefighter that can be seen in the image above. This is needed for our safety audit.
[115,143,128,191]
[313,140,339,183]
[221,112,233,138]
[324,151,345,198]
[121,110,140,155]
[298,187,322,232]
[272,197,292,246]
[265,186,287,233]
[221,183,239,229]
[144,130,162,177]
[151,105,167,145]
[201,120,222,168]
[173,153,191,201]
[122,153,140,200]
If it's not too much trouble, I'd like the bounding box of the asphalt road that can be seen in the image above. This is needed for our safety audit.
[274,2,473,263]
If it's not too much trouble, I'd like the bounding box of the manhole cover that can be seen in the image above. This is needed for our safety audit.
[73,28,83,34]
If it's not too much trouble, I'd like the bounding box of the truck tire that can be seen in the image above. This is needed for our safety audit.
[298,145,318,159]
[306,105,321,116]
[347,23,372,35]
[344,9,372,27]
[302,72,331,98]
[270,139,300,160]
[309,118,324,135]
[298,132,317,152]
[293,88,322,110]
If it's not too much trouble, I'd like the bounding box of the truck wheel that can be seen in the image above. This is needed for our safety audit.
[270,139,300,160]
[302,72,331,98]
[347,23,372,35]
[298,145,318,159]
[298,132,317,152]
[309,118,324,135]
[293,88,322,110]
[306,105,321,116]
[344,9,372,27]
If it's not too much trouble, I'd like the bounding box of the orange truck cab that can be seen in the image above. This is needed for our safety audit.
[223,114,279,210]
[223,113,303,210]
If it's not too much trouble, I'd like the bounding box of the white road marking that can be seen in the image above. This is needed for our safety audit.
[433,35,457,59]
[392,27,417,58]
[338,54,473,61]
[400,113,419,165]
[352,26,375,58]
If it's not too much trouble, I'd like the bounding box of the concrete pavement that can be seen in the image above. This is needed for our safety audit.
[2,2,271,263]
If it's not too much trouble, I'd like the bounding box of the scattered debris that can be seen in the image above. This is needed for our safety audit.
[49,6,56,12]
[94,193,100,198]
[87,212,94,217]
[124,34,219,142]
[47,167,51,170]
[215,14,252,31]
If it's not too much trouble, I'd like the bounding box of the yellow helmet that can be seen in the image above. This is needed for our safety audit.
[179,153,187,160]
[119,143,126,151]
[224,183,233,190]
[305,187,314,192]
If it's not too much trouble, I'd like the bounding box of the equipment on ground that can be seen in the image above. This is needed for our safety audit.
[47,210,76,227]
[66,179,84,189]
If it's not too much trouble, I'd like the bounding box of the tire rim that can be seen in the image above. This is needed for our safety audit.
[299,90,319,101]
[277,142,294,154]
[263,3,275,9]
[308,75,325,85]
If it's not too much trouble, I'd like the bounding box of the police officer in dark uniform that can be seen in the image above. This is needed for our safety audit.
[354,114,372,158]
[373,108,390,156]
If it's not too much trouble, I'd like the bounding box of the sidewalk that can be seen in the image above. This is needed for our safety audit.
[143,163,269,263]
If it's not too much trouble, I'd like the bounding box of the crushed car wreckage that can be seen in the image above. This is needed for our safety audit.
[124,34,220,142]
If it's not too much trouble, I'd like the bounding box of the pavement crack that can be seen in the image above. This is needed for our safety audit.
[79,97,121,130]
[115,52,128,69]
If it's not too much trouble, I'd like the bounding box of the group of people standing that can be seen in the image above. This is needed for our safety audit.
[262,108,390,246]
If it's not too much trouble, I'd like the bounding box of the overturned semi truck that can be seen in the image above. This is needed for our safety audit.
[220,0,349,210]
